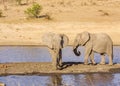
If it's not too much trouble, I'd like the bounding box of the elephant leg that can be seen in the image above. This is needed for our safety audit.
[89,51,96,65]
[108,54,113,65]
[84,48,92,65]
[100,54,105,65]
[48,49,57,70]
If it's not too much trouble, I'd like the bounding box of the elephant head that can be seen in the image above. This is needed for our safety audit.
[73,31,90,56]
[42,33,69,51]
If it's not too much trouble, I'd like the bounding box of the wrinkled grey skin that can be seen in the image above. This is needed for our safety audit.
[73,31,113,65]
[42,33,69,69]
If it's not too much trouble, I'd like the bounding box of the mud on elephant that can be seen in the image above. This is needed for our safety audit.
[73,31,113,65]
[42,32,69,69]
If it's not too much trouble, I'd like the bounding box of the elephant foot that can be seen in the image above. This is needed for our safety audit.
[99,62,105,65]
[92,62,97,65]
[109,63,113,66]
[84,62,89,65]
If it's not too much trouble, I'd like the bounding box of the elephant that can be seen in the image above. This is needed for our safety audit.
[42,32,69,69]
[73,31,113,65]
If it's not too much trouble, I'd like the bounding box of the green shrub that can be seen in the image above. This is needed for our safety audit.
[24,3,42,18]
[0,10,2,17]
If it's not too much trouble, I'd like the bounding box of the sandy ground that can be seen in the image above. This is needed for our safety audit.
[0,0,120,74]
[0,0,120,45]
[0,22,120,46]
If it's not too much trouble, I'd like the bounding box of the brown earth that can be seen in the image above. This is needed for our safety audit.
[0,0,120,74]
[0,62,119,75]
[0,0,120,45]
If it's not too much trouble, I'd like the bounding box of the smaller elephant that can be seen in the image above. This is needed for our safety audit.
[73,31,113,65]
[42,32,69,69]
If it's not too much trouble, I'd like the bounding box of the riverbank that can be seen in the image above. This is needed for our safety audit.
[0,1,120,46]
[0,62,119,76]
[0,22,120,46]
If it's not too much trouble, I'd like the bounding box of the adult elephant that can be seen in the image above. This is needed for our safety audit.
[73,31,113,65]
[42,32,69,69]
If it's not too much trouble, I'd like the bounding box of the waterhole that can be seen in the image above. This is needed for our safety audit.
[0,46,119,86]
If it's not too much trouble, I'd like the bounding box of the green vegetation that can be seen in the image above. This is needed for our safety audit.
[24,3,42,18]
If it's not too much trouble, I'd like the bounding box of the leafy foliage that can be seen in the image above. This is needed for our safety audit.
[24,3,42,18]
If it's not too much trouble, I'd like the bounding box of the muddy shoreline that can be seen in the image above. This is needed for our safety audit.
[0,62,119,76]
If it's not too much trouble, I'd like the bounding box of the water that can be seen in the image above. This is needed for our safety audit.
[0,46,119,63]
[0,46,51,63]
[0,74,119,86]
[0,46,119,86]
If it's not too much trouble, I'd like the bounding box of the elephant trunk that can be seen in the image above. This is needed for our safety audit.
[73,45,81,56]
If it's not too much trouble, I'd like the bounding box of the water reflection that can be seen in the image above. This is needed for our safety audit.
[48,74,62,86]
[62,74,120,86]
[82,74,113,86]
[0,75,50,86]
[0,74,119,86]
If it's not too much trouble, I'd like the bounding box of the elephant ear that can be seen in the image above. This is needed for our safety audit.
[52,34,61,50]
[60,34,69,48]
[42,32,55,49]
[80,31,90,46]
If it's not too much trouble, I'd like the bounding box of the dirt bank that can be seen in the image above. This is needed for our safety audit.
[0,62,119,76]
[0,22,120,46]
[0,1,120,45]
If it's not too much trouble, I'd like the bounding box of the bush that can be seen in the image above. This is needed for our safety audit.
[0,10,2,17]
[24,3,42,18]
